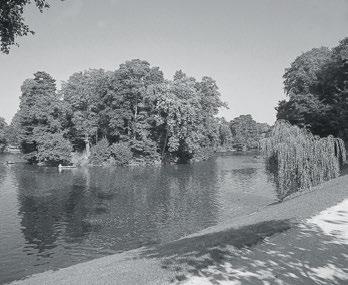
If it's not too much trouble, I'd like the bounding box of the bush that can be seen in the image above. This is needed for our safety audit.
[0,143,5,153]
[0,117,7,153]
[89,138,110,165]
[109,142,132,166]
[130,138,160,163]
[71,152,88,166]
[36,132,73,165]
[192,147,215,162]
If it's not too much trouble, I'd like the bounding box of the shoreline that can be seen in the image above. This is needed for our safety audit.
[0,149,258,168]
[8,174,348,285]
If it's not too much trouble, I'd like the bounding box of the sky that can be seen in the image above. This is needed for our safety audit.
[0,0,347,124]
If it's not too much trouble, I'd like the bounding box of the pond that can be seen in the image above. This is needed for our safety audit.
[0,153,277,284]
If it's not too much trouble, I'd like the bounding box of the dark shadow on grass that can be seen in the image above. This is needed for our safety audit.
[140,218,348,284]
[140,220,292,282]
[142,219,292,259]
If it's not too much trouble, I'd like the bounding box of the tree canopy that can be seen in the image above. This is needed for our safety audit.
[61,69,110,155]
[230,114,271,149]
[277,37,348,143]
[0,0,63,54]
[0,116,7,152]
[12,59,269,165]
[17,71,70,163]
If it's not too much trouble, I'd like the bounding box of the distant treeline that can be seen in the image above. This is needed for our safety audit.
[277,37,348,145]
[0,59,270,165]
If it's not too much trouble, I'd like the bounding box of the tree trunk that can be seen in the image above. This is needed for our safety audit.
[84,134,90,158]
[161,127,169,158]
[133,97,138,139]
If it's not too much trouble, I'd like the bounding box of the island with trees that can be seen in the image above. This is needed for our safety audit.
[0,59,270,167]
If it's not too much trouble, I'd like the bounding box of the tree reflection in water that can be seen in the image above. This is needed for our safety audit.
[0,154,277,283]
[11,159,220,278]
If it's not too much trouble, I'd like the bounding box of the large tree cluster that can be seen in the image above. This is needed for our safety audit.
[277,37,348,143]
[15,59,231,164]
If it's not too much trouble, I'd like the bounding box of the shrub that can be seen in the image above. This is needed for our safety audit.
[109,142,132,166]
[36,132,73,165]
[71,152,88,166]
[0,117,7,153]
[192,147,215,162]
[89,138,110,165]
[130,138,160,163]
[0,143,5,153]
[260,120,346,200]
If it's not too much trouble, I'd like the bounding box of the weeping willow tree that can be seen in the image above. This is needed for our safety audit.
[260,120,346,200]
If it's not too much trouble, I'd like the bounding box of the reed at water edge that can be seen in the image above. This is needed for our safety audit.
[260,120,346,200]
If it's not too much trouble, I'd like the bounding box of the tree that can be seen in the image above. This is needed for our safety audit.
[18,71,65,162]
[105,59,164,160]
[230,115,258,149]
[278,37,348,144]
[145,81,175,159]
[276,93,330,136]
[261,120,346,200]
[320,38,348,141]
[0,116,7,152]
[147,72,221,162]
[142,70,229,162]
[218,118,233,147]
[283,47,332,96]
[196,76,228,148]
[89,138,110,165]
[0,0,63,54]
[36,132,73,164]
[109,142,132,166]
[61,69,110,156]
[6,111,21,145]
[165,74,205,161]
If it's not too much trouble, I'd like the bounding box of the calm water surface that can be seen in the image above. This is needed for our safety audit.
[0,153,277,284]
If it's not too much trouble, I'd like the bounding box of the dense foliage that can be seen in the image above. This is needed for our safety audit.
[0,117,7,152]
[36,132,72,164]
[61,69,110,156]
[5,112,20,146]
[0,0,63,54]
[12,60,269,165]
[261,120,346,200]
[12,61,224,164]
[230,114,271,149]
[0,114,21,152]
[17,71,67,163]
[89,138,111,166]
[109,142,133,166]
[277,37,348,144]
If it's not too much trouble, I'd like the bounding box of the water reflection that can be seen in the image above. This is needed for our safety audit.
[13,161,220,261]
[0,154,276,283]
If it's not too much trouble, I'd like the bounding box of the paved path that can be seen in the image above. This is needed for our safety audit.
[181,199,348,284]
